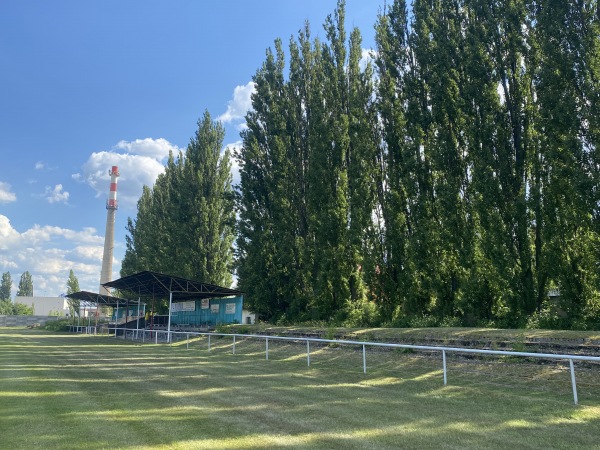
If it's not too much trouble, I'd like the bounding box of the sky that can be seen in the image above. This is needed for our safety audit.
[0,0,382,298]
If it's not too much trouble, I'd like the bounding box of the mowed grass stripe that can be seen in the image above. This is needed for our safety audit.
[0,328,599,449]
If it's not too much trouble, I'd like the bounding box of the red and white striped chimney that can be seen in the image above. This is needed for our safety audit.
[99,166,120,295]
[106,166,119,210]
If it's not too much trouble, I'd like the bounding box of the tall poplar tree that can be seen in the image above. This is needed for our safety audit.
[183,111,235,286]
[306,2,361,320]
[236,0,376,323]
[122,112,235,287]
[16,271,33,296]
[533,0,600,325]
[236,39,304,320]
[373,0,412,319]
[0,272,12,301]
[66,270,80,318]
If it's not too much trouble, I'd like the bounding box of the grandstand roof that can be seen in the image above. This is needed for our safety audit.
[65,290,136,307]
[101,270,243,301]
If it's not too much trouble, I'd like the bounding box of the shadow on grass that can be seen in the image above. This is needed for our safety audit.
[0,329,599,449]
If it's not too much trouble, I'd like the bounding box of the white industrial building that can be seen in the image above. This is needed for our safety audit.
[14,296,69,316]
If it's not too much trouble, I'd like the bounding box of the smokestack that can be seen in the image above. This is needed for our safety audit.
[99,166,120,295]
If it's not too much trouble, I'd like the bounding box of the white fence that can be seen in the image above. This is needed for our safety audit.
[92,326,600,405]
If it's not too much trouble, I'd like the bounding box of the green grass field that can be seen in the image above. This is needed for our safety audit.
[1,328,599,449]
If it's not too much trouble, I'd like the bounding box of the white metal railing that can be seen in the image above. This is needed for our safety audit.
[70,325,97,335]
[103,327,600,404]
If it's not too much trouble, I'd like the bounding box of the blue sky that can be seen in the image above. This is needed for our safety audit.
[0,0,380,297]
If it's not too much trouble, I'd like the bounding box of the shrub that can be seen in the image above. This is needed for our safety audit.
[343,299,381,328]
[526,308,563,330]
[42,319,71,332]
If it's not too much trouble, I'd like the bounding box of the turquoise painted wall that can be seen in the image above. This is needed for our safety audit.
[170,296,243,326]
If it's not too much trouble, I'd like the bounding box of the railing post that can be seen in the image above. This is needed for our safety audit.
[266,337,269,360]
[569,359,578,405]
[233,335,236,355]
[442,350,447,385]
[307,340,310,367]
[155,331,158,345]
[208,334,211,352]
[363,344,367,374]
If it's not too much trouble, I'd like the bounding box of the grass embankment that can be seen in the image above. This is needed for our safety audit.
[223,324,600,354]
[0,328,599,449]
[222,323,600,341]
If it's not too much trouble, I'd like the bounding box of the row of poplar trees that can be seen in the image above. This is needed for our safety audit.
[121,111,235,289]
[123,0,600,329]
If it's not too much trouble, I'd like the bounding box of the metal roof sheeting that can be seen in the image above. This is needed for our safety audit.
[101,270,243,301]
[65,290,133,307]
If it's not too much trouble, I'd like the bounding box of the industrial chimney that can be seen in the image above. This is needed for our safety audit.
[99,166,120,295]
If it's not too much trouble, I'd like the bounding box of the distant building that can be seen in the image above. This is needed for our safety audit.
[14,296,69,316]
[13,296,104,318]
[548,289,560,299]
[242,310,256,325]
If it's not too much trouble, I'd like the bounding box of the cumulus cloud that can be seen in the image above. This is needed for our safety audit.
[43,184,69,204]
[0,215,21,249]
[360,48,377,71]
[218,81,255,124]
[0,214,109,296]
[114,138,178,161]
[72,138,183,211]
[73,245,104,261]
[35,161,45,170]
[0,181,17,203]
[224,141,243,187]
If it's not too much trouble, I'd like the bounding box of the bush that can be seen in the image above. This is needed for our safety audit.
[0,300,33,315]
[343,299,381,327]
[42,319,72,332]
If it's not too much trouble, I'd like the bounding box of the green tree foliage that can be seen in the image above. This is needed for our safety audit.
[16,271,33,297]
[13,303,33,315]
[235,0,600,329]
[532,0,600,327]
[0,300,32,315]
[122,111,235,287]
[236,0,379,324]
[0,271,32,315]
[0,300,12,314]
[66,270,80,318]
[0,272,12,302]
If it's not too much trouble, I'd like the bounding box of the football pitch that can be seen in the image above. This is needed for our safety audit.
[1,328,599,449]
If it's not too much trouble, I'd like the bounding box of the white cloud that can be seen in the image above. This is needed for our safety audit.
[43,184,69,204]
[34,161,57,171]
[224,141,242,186]
[73,138,183,211]
[360,48,377,72]
[0,181,17,203]
[114,138,178,161]
[0,214,110,297]
[0,215,21,249]
[73,245,104,261]
[218,81,255,124]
